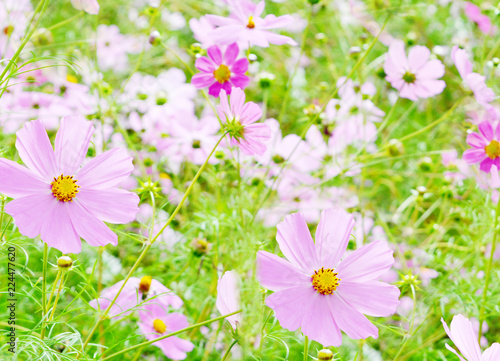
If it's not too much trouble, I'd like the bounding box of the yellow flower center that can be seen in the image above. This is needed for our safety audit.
[139,275,152,295]
[485,140,500,159]
[153,319,167,334]
[311,267,340,295]
[247,16,255,29]
[51,174,80,202]
[402,71,416,84]
[213,64,231,83]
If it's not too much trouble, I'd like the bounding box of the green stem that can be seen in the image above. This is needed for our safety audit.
[46,12,83,31]
[80,132,227,356]
[48,272,66,321]
[221,340,238,361]
[46,270,62,317]
[478,197,500,340]
[303,335,309,361]
[393,285,417,361]
[100,310,242,360]
[40,243,48,340]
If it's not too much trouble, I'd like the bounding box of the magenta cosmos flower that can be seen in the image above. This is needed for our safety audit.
[218,87,271,156]
[463,120,500,173]
[384,40,445,101]
[192,43,249,97]
[0,117,139,254]
[441,314,500,361]
[256,209,400,346]
[206,0,297,48]
[90,276,183,318]
[138,303,194,360]
[216,270,242,330]
[71,0,99,14]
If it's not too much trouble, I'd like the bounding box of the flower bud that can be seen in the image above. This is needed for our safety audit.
[139,275,152,295]
[418,156,433,172]
[191,238,209,257]
[318,349,334,360]
[257,72,275,89]
[387,139,404,156]
[57,256,73,269]
[149,30,161,46]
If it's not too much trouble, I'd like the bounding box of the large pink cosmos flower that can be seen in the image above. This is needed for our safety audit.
[0,117,139,254]
[256,209,400,346]
[451,46,495,108]
[384,40,446,101]
[192,43,249,97]
[218,87,271,156]
[89,276,183,318]
[138,303,194,360]
[463,121,500,173]
[71,0,99,14]
[206,0,297,48]
[464,2,494,35]
[441,314,500,360]
[216,270,242,330]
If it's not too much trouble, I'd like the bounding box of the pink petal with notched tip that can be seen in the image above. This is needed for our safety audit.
[55,115,94,176]
[441,315,482,361]
[240,102,262,125]
[256,250,310,291]
[76,148,134,189]
[229,87,246,116]
[408,46,430,72]
[329,294,378,340]
[224,43,239,65]
[314,208,354,269]
[483,343,500,361]
[15,119,57,180]
[0,159,48,198]
[207,45,223,64]
[76,188,139,224]
[417,59,445,79]
[336,241,394,283]
[69,200,118,247]
[40,201,81,254]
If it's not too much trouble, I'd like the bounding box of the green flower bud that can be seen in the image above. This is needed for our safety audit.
[318,349,334,360]
[57,256,73,270]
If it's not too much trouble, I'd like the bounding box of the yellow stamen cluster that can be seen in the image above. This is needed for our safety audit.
[247,16,255,29]
[485,140,500,159]
[153,319,167,334]
[213,64,231,83]
[139,275,152,295]
[51,174,80,202]
[311,267,340,295]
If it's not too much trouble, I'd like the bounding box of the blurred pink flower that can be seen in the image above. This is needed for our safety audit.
[71,0,99,14]
[192,43,249,97]
[384,40,445,101]
[96,25,139,72]
[218,87,271,155]
[90,276,183,318]
[216,270,242,330]
[464,2,494,35]
[257,209,400,346]
[441,314,500,360]
[138,303,194,359]
[463,121,500,172]
[0,117,139,254]
[452,46,495,108]
[206,0,297,48]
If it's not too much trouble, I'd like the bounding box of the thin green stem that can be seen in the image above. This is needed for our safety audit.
[80,132,227,356]
[393,285,417,361]
[46,270,62,317]
[100,310,242,360]
[40,243,48,340]
[221,340,238,361]
[478,197,500,340]
[303,335,309,361]
[48,272,66,321]
[46,12,83,31]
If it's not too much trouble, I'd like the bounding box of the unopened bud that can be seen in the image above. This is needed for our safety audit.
[387,139,404,156]
[149,31,161,46]
[191,238,209,256]
[139,276,152,295]
[257,72,275,89]
[318,349,334,360]
[57,256,73,269]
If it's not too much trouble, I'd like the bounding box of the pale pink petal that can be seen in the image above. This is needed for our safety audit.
[387,40,408,72]
[463,148,487,164]
[329,294,378,340]
[210,26,244,45]
[336,241,394,282]
[224,43,239,65]
[260,14,294,29]
[256,251,310,291]
[69,200,118,247]
[260,31,297,46]
[441,315,482,361]
[90,278,141,317]
[76,188,139,224]
[466,132,489,148]
[216,270,242,329]
[482,343,500,361]
[239,102,262,125]
[71,0,99,14]
[76,148,134,189]
[451,46,473,79]
[230,87,246,117]
[15,119,57,180]
[218,89,232,120]
[194,56,217,73]
[300,294,342,347]
[192,73,216,88]
[417,59,445,79]
[276,212,318,272]
[0,159,48,198]
[55,115,94,175]
[207,45,223,64]
[408,46,430,72]
[40,201,81,254]
[315,208,355,269]
[479,121,494,140]
[336,281,400,317]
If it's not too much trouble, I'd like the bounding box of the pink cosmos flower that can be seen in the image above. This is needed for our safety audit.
[451,46,495,108]
[71,0,99,14]
[464,2,494,35]
[192,43,249,97]
[256,209,400,346]
[463,121,500,172]
[138,303,194,360]
[216,270,242,330]
[0,117,140,254]
[441,314,500,360]
[206,0,297,48]
[90,276,183,318]
[218,87,271,156]
[384,40,446,101]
